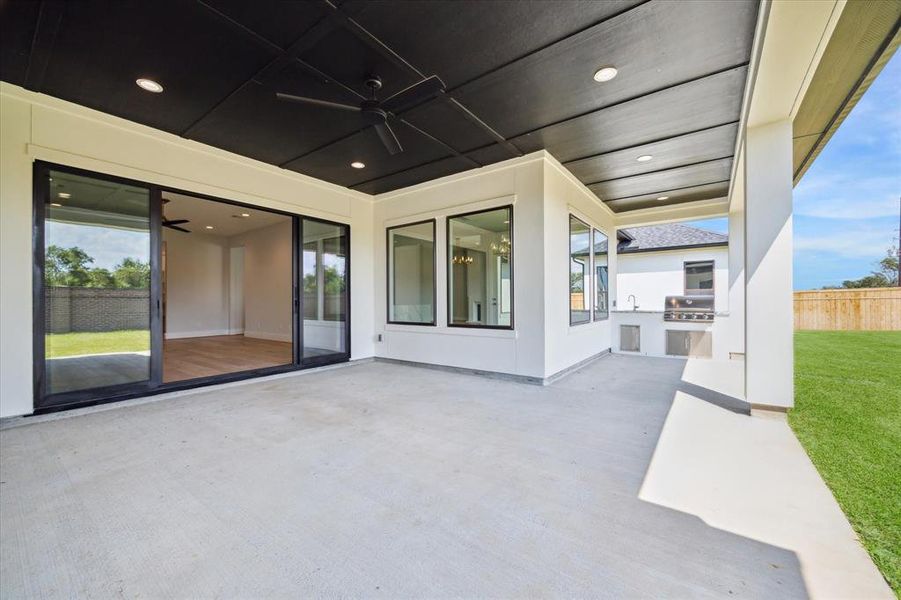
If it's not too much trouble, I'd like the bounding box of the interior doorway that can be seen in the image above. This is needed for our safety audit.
[159,191,294,383]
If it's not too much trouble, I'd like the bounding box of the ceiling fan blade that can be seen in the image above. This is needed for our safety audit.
[380,75,445,114]
[164,219,189,225]
[275,92,361,112]
[164,224,191,233]
[373,122,402,155]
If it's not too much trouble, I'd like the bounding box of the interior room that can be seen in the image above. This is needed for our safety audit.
[448,207,513,328]
[160,192,294,382]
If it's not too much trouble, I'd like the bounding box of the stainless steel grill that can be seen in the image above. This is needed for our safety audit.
[664,295,715,322]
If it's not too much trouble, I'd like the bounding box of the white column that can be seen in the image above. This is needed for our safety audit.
[744,120,794,410]
[728,145,746,358]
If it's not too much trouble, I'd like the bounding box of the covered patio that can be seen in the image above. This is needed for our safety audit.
[0,356,889,598]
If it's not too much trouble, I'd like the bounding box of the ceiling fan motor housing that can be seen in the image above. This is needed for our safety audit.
[361,101,387,124]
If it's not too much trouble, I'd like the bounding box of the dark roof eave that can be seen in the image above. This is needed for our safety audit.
[618,241,729,255]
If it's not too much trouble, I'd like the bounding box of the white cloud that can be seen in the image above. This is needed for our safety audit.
[794,223,896,259]
[794,174,900,219]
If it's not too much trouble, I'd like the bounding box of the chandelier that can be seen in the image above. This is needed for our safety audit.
[490,236,511,259]
[452,255,474,265]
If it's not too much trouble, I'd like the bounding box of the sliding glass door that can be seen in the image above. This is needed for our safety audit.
[301,218,350,365]
[33,162,350,412]
[35,165,159,404]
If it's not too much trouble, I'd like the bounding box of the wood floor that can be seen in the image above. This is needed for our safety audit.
[163,335,293,383]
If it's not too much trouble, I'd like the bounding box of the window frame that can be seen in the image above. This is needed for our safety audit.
[386,218,437,326]
[445,205,514,330]
[569,214,592,326]
[592,228,610,322]
[684,259,715,296]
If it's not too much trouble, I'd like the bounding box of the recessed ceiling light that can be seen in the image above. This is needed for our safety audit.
[593,66,618,82]
[350,161,365,169]
[136,78,163,93]
[657,196,669,201]
[240,213,250,217]
[50,202,62,207]
[205,225,214,230]
[636,155,653,162]
[58,192,71,199]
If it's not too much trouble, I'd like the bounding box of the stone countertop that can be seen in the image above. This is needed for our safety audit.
[611,310,731,316]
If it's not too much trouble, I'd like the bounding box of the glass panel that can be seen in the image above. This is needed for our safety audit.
[569,215,591,325]
[303,219,348,359]
[160,192,294,382]
[448,207,512,327]
[302,241,319,320]
[593,229,609,320]
[44,170,151,394]
[685,261,714,295]
[388,221,435,324]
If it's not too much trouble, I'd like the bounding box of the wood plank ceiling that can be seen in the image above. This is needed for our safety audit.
[0,0,758,212]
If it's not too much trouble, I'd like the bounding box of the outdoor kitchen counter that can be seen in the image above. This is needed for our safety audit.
[612,310,731,316]
[612,310,733,360]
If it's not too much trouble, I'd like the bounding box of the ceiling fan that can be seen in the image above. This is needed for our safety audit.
[161,199,190,233]
[275,74,445,156]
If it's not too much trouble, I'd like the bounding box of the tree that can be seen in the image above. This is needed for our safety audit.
[45,245,93,287]
[112,257,150,289]
[874,243,898,285]
[86,267,115,288]
[838,242,899,289]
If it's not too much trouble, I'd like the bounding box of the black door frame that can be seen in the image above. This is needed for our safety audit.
[298,215,352,369]
[32,160,351,414]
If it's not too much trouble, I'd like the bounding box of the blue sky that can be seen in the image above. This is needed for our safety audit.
[689,52,900,290]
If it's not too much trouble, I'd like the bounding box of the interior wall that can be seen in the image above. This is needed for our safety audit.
[616,246,730,312]
[542,159,617,378]
[372,154,547,379]
[230,220,293,342]
[0,83,374,418]
[164,230,230,338]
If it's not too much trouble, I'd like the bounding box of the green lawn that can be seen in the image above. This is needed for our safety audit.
[790,330,901,594]
[46,330,150,358]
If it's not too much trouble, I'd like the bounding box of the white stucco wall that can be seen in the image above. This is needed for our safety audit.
[0,83,374,417]
[542,160,617,378]
[615,246,729,313]
[372,154,547,379]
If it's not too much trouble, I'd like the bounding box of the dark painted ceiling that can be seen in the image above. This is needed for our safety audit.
[0,0,758,212]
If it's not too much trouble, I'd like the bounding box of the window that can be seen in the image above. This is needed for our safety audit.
[447,206,513,328]
[593,229,609,320]
[569,215,609,325]
[387,220,435,324]
[685,260,714,296]
[569,216,591,325]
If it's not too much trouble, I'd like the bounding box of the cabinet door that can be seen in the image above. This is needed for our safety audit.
[688,331,713,358]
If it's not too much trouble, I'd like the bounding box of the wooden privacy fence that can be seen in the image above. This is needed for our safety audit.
[794,288,901,330]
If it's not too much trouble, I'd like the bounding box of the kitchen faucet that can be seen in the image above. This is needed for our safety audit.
[627,294,639,310]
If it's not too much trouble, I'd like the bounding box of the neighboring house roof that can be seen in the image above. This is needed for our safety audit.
[571,223,726,257]
[616,223,727,254]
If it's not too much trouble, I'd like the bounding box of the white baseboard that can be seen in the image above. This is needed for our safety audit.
[165,329,232,340]
[244,330,292,343]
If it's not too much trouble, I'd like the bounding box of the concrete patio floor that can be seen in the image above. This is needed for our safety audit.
[0,355,891,598]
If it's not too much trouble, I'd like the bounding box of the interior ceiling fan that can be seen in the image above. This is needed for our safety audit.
[161,198,190,233]
[275,74,445,156]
